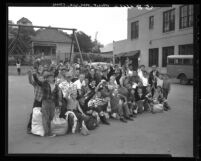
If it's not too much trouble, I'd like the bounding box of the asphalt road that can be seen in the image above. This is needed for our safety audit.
[8,76,193,156]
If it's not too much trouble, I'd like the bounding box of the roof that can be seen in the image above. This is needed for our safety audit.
[100,43,113,53]
[113,39,129,55]
[167,55,193,59]
[31,28,73,43]
[17,17,32,24]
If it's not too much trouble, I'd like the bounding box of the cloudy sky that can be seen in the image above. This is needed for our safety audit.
[8,7,129,46]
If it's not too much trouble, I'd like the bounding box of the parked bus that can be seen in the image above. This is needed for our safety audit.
[167,55,193,85]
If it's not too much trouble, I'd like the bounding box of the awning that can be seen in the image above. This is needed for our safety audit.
[100,54,113,58]
[114,50,140,57]
[114,52,126,57]
[124,50,140,57]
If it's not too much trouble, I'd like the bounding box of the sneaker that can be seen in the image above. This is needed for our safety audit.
[120,117,127,123]
[125,117,134,121]
[103,120,110,125]
[48,134,56,137]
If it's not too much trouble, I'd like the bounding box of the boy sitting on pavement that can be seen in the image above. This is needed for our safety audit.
[87,84,111,125]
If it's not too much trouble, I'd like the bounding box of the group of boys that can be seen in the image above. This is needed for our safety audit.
[27,58,171,137]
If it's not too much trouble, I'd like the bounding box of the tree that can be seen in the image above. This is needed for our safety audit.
[8,19,36,56]
[92,40,104,53]
[72,31,94,53]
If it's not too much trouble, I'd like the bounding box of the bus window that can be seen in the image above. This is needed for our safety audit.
[183,59,193,65]
[174,59,178,64]
[168,59,174,65]
[178,59,183,65]
[174,59,182,65]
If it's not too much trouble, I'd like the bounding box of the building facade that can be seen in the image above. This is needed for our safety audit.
[114,5,193,72]
[31,28,74,62]
[100,43,113,60]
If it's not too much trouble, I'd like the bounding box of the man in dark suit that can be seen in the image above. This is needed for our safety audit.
[148,65,159,96]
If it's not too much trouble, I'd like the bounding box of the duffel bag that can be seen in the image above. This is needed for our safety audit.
[152,104,164,113]
[85,116,98,130]
[31,107,45,136]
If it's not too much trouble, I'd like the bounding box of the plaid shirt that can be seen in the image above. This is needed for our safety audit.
[28,72,43,102]
[32,73,62,106]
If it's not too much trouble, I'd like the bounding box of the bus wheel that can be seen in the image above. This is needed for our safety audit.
[180,75,188,85]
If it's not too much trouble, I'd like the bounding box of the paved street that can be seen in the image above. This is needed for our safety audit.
[8,76,193,156]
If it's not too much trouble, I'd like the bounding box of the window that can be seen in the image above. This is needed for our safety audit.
[183,59,193,65]
[162,46,174,67]
[149,16,154,29]
[163,9,175,32]
[178,59,183,65]
[179,44,193,55]
[168,59,174,65]
[149,48,159,67]
[180,5,193,29]
[174,59,183,65]
[131,21,139,39]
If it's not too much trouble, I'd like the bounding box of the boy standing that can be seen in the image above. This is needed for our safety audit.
[162,74,171,100]
[16,59,21,75]
[33,71,62,137]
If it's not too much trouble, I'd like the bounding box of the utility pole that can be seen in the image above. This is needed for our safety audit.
[113,40,115,65]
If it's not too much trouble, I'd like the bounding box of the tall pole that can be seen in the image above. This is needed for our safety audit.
[74,31,83,64]
[113,40,115,65]
[69,30,74,63]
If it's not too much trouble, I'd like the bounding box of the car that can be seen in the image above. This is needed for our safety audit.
[89,62,112,68]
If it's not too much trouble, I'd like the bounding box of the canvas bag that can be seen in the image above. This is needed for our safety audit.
[51,111,68,135]
[152,104,164,113]
[31,107,45,136]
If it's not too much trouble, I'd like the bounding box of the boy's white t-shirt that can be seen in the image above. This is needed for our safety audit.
[141,76,148,86]
[157,78,164,87]
[73,79,86,90]
[137,69,143,79]
[16,63,21,68]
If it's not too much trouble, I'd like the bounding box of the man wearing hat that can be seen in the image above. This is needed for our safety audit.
[32,70,62,137]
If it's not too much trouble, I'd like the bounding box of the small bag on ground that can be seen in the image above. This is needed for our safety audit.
[152,104,164,113]
[51,113,68,136]
[31,107,45,136]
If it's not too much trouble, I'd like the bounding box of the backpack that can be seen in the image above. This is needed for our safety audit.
[85,116,98,130]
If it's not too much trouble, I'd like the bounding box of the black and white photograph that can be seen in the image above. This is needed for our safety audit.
[7,4,198,157]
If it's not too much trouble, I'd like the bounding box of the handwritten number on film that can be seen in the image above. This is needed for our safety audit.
[137,5,153,10]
